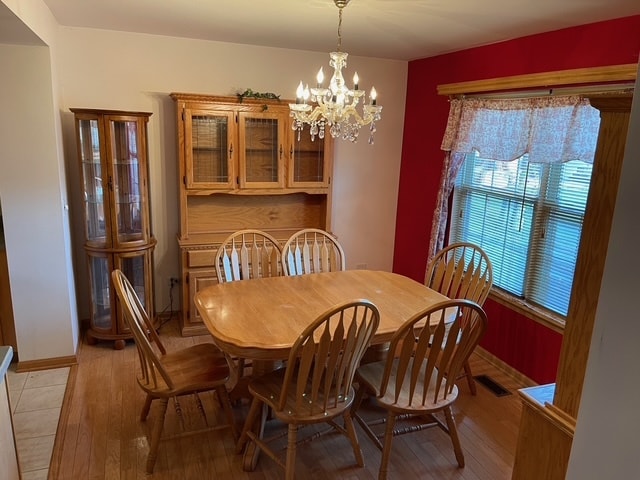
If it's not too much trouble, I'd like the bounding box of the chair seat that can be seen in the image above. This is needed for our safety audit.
[249,368,356,424]
[139,343,231,397]
[356,358,458,414]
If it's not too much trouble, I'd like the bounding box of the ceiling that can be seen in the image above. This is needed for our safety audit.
[3,1,640,60]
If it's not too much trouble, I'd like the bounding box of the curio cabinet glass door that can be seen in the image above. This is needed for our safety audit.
[72,108,156,349]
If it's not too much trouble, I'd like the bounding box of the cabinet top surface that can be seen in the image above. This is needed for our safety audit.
[170,92,294,107]
[70,108,152,117]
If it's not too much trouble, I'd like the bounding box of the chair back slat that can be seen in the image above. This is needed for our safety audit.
[240,238,250,279]
[380,300,487,408]
[111,270,174,392]
[279,300,380,415]
[222,251,233,281]
[282,228,346,276]
[215,229,283,283]
[231,243,241,280]
[425,242,493,306]
[303,236,313,273]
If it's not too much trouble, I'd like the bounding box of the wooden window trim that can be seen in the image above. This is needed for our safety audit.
[437,64,637,96]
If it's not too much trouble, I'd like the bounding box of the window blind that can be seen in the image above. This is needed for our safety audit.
[451,153,593,316]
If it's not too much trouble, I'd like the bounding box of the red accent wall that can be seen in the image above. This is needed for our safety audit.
[393,16,640,384]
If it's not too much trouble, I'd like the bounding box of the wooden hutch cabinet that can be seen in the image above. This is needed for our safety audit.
[171,93,333,335]
[71,109,156,349]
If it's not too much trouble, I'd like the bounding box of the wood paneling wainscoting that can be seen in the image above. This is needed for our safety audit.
[511,385,574,480]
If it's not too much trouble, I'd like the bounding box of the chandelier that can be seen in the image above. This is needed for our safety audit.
[289,0,383,144]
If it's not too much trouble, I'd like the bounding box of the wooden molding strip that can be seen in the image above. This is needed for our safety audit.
[16,354,78,373]
[489,289,565,334]
[544,402,577,434]
[48,363,77,480]
[475,346,537,388]
[437,63,638,96]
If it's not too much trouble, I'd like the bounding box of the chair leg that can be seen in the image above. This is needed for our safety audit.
[343,412,364,467]
[173,396,186,430]
[350,384,366,419]
[285,424,298,480]
[217,385,239,441]
[443,406,465,467]
[378,412,397,480]
[463,360,476,395]
[146,397,169,474]
[236,396,262,454]
[352,386,384,451]
[140,394,153,421]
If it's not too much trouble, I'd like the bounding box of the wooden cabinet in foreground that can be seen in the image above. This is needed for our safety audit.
[71,108,157,349]
[511,94,633,480]
[171,93,334,335]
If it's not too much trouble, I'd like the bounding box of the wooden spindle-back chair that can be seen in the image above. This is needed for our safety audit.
[236,299,380,479]
[111,269,237,474]
[351,299,488,479]
[215,229,282,283]
[425,242,493,394]
[282,228,346,276]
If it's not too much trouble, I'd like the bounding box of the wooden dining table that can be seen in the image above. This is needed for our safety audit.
[194,269,450,362]
[194,269,450,470]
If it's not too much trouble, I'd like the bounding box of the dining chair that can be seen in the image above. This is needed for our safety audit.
[215,229,283,378]
[281,228,346,276]
[111,269,238,474]
[425,242,493,394]
[351,299,488,480]
[236,299,380,479]
[215,229,283,282]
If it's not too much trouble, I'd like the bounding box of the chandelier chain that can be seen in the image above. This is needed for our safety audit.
[337,6,343,52]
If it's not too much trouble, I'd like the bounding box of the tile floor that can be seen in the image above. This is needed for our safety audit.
[6,364,69,480]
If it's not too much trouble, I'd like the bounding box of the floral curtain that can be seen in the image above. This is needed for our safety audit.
[428,95,601,263]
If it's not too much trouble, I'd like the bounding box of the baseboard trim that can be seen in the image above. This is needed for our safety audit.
[16,354,78,373]
[474,346,538,388]
[48,363,77,479]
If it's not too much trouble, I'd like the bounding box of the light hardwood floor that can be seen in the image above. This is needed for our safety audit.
[49,318,524,480]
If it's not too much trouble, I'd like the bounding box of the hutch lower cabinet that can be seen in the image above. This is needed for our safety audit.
[71,109,157,349]
[171,93,333,335]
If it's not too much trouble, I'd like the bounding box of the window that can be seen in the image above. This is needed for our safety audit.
[450,152,593,317]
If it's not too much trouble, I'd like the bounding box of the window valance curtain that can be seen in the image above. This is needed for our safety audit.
[441,96,600,163]
[428,95,600,263]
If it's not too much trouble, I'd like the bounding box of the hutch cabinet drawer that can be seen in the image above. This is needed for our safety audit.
[187,249,217,267]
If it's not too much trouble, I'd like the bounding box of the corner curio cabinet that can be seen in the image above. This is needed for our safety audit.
[71,109,156,349]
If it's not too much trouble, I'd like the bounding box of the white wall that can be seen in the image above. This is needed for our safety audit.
[566,65,640,478]
[0,42,78,361]
[54,27,408,317]
[1,0,406,359]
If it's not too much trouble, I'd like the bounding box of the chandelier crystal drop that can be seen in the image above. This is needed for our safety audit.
[289,0,382,144]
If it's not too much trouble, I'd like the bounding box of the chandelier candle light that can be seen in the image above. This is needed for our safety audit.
[289,0,383,144]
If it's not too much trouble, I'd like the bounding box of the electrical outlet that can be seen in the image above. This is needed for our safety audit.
[356,263,368,270]
[169,277,180,288]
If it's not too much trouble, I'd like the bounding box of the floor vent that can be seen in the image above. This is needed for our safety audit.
[474,374,511,397]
